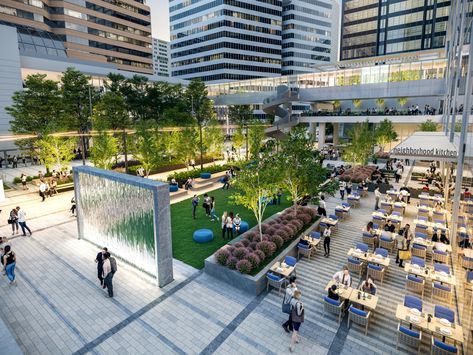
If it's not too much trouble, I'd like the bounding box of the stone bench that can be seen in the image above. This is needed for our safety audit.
[170,188,188,199]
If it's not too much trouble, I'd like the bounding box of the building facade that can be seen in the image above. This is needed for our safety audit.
[282,0,338,75]
[340,0,450,62]
[0,0,153,74]
[152,38,170,77]
[169,0,283,82]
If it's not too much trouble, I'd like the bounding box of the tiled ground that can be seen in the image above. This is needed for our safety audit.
[0,162,471,354]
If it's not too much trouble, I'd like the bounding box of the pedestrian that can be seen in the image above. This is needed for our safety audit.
[20,173,28,190]
[289,290,304,352]
[374,186,381,210]
[95,247,107,287]
[3,245,16,286]
[222,173,230,190]
[12,155,17,168]
[277,189,282,205]
[396,231,408,267]
[339,180,346,200]
[191,195,199,219]
[282,276,297,333]
[190,159,195,169]
[395,166,402,183]
[102,252,116,298]
[39,181,47,201]
[70,197,76,216]
[346,180,352,196]
[225,212,234,239]
[323,225,331,257]
[221,211,228,239]
[203,194,211,216]
[210,196,219,221]
[16,206,32,236]
[233,213,241,233]
[50,178,57,195]
[8,208,19,235]
[317,195,327,217]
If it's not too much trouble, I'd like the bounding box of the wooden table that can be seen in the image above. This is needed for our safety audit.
[396,304,429,329]
[349,290,378,310]
[301,235,320,248]
[418,194,445,203]
[413,219,448,232]
[372,211,387,220]
[387,190,411,197]
[321,217,339,227]
[335,205,351,213]
[412,238,452,253]
[325,280,353,300]
[404,263,456,285]
[429,317,464,344]
[387,214,403,223]
[348,248,390,268]
[270,262,295,278]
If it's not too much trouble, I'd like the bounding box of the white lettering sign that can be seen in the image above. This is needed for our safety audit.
[390,147,458,158]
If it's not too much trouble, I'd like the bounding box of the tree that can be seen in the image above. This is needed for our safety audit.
[37,136,76,172]
[419,119,438,132]
[161,131,180,162]
[248,123,265,159]
[277,126,334,211]
[176,128,198,169]
[376,98,385,109]
[333,100,341,111]
[90,132,118,170]
[204,120,225,161]
[343,120,375,165]
[352,99,362,109]
[232,128,245,159]
[229,104,253,160]
[185,79,215,170]
[398,97,408,107]
[132,120,162,177]
[231,155,279,240]
[61,67,94,165]
[375,119,398,152]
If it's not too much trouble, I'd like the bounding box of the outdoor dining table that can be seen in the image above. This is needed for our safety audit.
[413,219,448,231]
[419,194,445,203]
[404,263,456,286]
[349,290,378,311]
[325,280,353,300]
[396,304,429,329]
[270,262,295,279]
[386,189,411,197]
[301,235,320,248]
[372,211,388,220]
[348,248,390,268]
[321,217,339,227]
[347,194,361,206]
[412,237,452,253]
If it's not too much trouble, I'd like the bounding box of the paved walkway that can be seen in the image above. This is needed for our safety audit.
[0,162,471,354]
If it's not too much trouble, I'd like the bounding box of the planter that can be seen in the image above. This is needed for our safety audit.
[367,182,392,193]
[200,172,211,179]
[204,218,321,295]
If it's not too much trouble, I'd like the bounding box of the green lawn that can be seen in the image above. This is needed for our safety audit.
[170,188,292,269]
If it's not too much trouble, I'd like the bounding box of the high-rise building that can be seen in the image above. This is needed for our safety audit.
[281,0,338,75]
[340,0,450,62]
[0,0,153,74]
[169,0,283,82]
[152,38,170,77]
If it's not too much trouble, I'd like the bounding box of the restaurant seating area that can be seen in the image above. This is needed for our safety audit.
[263,164,473,354]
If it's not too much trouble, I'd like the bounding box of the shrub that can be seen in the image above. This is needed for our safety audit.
[256,241,276,257]
[226,246,235,255]
[226,257,238,269]
[13,177,21,184]
[269,235,284,249]
[274,227,290,241]
[267,220,277,226]
[233,242,244,249]
[249,241,258,250]
[254,249,266,261]
[215,249,230,266]
[167,163,232,182]
[236,259,252,274]
[233,247,248,260]
[261,224,270,234]
[240,239,250,247]
[298,213,312,225]
[246,253,261,269]
[265,226,276,236]
[243,231,257,242]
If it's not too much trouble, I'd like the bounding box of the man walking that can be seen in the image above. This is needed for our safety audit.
[191,195,199,219]
[374,186,381,211]
[102,252,116,298]
[39,181,47,202]
[95,247,107,287]
[16,206,32,236]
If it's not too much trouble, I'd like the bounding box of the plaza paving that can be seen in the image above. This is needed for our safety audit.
[0,164,471,354]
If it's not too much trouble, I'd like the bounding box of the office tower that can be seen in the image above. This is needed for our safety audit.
[0,0,153,74]
[282,0,338,75]
[153,38,170,77]
[340,0,450,62]
[169,0,283,82]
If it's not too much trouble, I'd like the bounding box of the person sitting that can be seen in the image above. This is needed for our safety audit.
[432,229,450,245]
[170,178,178,186]
[366,221,375,234]
[465,188,471,200]
[359,277,377,295]
[384,220,396,233]
[400,185,411,204]
[332,266,352,287]
[434,201,443,212]
[422,184,430,192]
[327,284,339,301]
[184,178,193,190]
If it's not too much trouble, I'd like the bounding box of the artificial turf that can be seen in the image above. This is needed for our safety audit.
[170,187,292,269]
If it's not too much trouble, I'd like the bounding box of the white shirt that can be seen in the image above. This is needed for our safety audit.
[323,228,331,237]
[319,200,326,209]
[339,181,346,190]
[39,183,46,192]
[333,271,352,287]
[18,210,26,223]
[375,189,381,199]
[225,216,233,228]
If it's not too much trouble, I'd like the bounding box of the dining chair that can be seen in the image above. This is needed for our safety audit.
[433,249,449,264]
[297,242,312,260]
[411,244,427,259]
[347,257,364,279]
[430,337,458,354]
[415,232,428,239]
[362,233,376,249]
[434,305,455,323]
[266,273,286,295]
[411,256,426,268]
[404,295,423,311]
[374,247,388,258]
[323,296,344,324]
[379,234,394,252]
[396,323,422,355]
[355,242,369,253]
[367,263,385,284]
[461,256,473,270]
[347,306,371,336]
[405,274,425,298]
[431,282,452,305]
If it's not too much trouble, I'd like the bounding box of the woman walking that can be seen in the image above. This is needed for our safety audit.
[221,211,228,239]
[20,173,28,190]
[225,212,234,240]
[9,208,19,235]
[3,245,16,286]
[289,290,304,352]
[210,197,219,221]
[323,225,331,257]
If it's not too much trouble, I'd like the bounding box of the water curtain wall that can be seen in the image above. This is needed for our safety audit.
[73,166,173,287]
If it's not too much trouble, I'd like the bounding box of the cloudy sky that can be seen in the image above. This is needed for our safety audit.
[149,0,170,41]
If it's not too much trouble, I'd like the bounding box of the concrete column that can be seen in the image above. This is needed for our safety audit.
[318,122,326,149]
[308,122,317,136]
[333,123,340,145]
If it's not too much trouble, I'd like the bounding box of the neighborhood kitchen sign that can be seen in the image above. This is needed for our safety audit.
[391,147,458,158]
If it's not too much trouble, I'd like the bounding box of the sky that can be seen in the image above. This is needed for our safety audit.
[148,0,170,41]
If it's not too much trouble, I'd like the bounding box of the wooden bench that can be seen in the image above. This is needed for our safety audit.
[55,182,74,193]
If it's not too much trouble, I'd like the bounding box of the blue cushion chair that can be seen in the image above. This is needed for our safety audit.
[433,249,448,264]
[367,263,385,284]
[347,257,363,278]
[169,184,179,192]
[298,243,312,260]
[397,324,421,354]
[431,338,457,354]
[392,211,401,216]
[415,232,428,239]
[347,306,371,335]
[200,172,211,179]
[266,272,286,295]
[362,233,376,249]
[285,256,297,267]
[432,282,452,304]
[193,229,214,243]
[434,263,450,275]
[323,296,343,324]
[404,295,423,311]
[406,274,425,298]
[378,209,387,215]
[411,256,426,268]
[434,305,455,323]
[342,202,350,209]
[355,242,369,253]
[310,231,321,240]
[379,233,394,252]
[374,248,388,258]
[467,271,473,282]
[412,243,427,259]
[373,223,379,229]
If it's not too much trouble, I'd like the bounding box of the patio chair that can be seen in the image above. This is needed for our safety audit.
[347,195,359,207]
[434,305,455,323]
[431,282,452,304]
[374,247,388,258]
[405,274,425,298]
[310,231,321,240]
[266,273,286,295]
[433,250,449,264]
[404,295,423,312]
[347,306,371,335]
[347,256,364,279]
[411,256,426,268]
[367,263,385,284]
[379,233,394,252]
[417,216,428,221]
[328,215,339,230]
[355,242,369,253]
[373,223,379,230]
[434,219,445,225]
[431,337,458,354]
[396,323,422,355]
[335,207,345,220]
[391,211,401,217]
[342,202,351,210]
[372,215,385,229]
[284,256,297,276]
[415,224,429,235]
[377,209,388,215]
[323,296,344,324]
[415,232,428,240]
[297,242,312,260]
[467,270,473,282]
[393,204,404,215]
[411,244,427,259]
[380,202,392,213]
[461,256,473,270]
[433,212,446,221]
[362,232,376,249]
[419,198,431,207]
[418,209,429,219]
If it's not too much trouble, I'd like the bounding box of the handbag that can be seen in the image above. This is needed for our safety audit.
[291,302,305,323]
[7,218,12,224]
[282,298,291,314]
[399,250,411,260]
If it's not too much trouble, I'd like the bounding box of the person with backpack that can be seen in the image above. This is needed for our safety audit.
[289,290,304,352]
[3,245,16,286]
[95,247,107,287]
[102,252,117,298]
[8,208,19,235]
[282,276,297,333]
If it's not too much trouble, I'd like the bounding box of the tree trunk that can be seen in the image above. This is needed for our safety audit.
[122,129,128,172]
[199,124,204,171]
[245,125,249,161]
[80,133,86,166]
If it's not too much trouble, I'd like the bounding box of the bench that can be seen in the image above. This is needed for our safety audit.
[56,182,74,193]
[170,188,188,199]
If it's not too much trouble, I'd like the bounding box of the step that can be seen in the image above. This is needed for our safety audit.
[170,188,189,199]
[192,181,215,192]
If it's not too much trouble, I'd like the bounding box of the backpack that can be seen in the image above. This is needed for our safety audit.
[110,257,118,274]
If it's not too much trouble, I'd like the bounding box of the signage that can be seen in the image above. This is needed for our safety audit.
[390,147,458,158]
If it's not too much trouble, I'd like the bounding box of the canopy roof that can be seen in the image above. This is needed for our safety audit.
[390,132,458,162]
